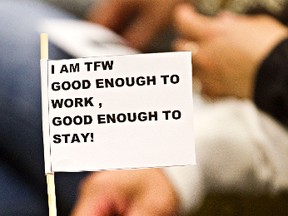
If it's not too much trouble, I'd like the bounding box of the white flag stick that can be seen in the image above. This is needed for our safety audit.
[46,173,57,216]
[40,33,57,216]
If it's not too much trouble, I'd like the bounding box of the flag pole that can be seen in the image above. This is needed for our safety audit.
[40,33,57,216]
[46,173,57,216]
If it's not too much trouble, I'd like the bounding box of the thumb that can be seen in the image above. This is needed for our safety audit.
[174,4,213,41]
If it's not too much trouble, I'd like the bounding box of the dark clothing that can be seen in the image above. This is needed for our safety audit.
[0,1,86,215]
[254,38,288,127]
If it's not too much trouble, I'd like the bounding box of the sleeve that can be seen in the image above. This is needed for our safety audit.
[164,99,288,215]
[164,165,206,215]
[254,38,288,127]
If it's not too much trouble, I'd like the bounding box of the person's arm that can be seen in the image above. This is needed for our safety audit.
[254,39,288,127]
[166,97,288,215]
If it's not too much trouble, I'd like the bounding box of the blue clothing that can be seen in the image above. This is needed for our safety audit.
[0,0,87,215]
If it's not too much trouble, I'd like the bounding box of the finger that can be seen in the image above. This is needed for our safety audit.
[88,1,135,33]
[196,74,226,98]
[173,4,212,41]
[172,38,199,54]
[172,38,200,79]
[122,8,166,51]
[174,39,202,77]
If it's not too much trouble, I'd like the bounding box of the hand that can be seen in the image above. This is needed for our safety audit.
[71,169,180,216]
[173,4,288,98]
[87,0,182,51]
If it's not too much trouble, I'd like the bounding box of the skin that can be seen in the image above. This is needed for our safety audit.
[71,169,180,216]
[87,0,183,51]
[72,2,288,216]
[173,4,288,99]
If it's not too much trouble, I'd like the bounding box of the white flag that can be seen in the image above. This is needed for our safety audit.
[41,52,195,173]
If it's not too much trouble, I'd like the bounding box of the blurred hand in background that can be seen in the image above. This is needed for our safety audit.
[173,4,288,99]
[87,0,183,51]
[71,169,180,216]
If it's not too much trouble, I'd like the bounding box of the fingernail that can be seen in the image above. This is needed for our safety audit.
[175,4,195,22]
[183,41,199,54]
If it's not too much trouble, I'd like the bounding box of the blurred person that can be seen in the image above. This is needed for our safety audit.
[72,3,288,216]
[1,1,287,216]
[0,0,89,215]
